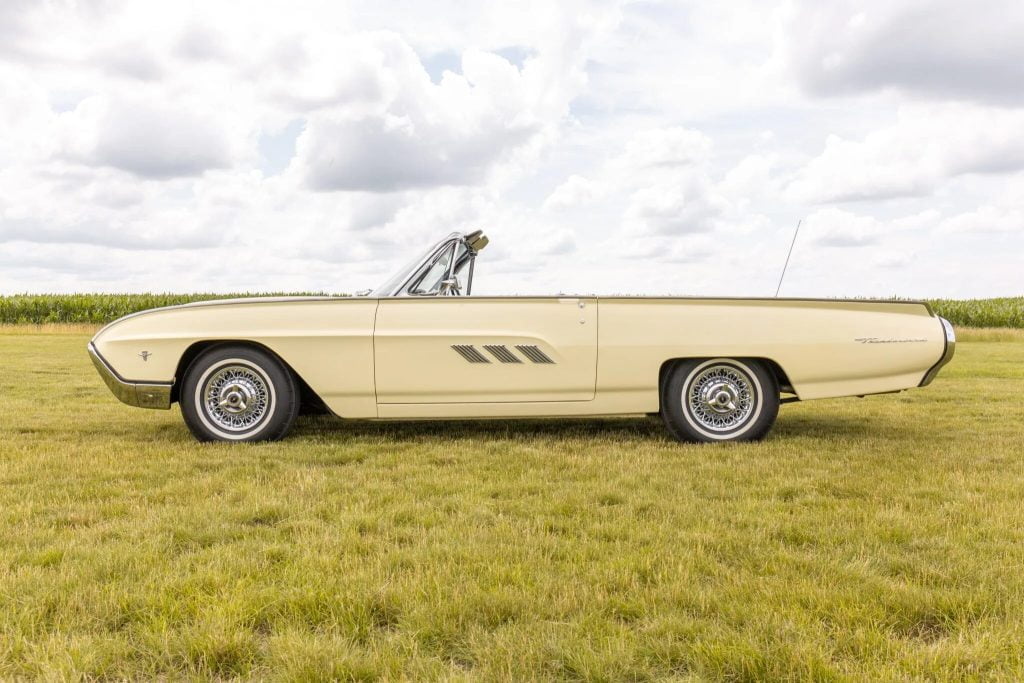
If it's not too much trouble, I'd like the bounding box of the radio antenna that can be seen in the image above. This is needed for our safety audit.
[775,219,802,297]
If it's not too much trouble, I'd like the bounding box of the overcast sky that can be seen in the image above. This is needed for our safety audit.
[1,0,1022,297]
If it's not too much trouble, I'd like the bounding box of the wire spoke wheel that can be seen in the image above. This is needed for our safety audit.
[662,358,778,443]
[686,364,755,432]
[201,363,273,432]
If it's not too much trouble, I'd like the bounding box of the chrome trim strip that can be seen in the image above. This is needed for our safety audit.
[919,317,956,387]
[451,344,490,363]
[483,344,522,363]
[515,344,555,364]
[87,342,172,410]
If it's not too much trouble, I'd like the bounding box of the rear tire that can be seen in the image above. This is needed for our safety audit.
[180,345,299,443]
[661,358,778,443]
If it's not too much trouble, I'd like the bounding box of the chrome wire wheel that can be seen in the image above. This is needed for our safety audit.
[195,360,276,436]
[684,362,759,435]
[662,357,777,444]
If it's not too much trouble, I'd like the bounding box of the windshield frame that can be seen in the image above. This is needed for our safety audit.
[369,231,482,297]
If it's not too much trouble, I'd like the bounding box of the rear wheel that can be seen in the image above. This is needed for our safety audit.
[180,345,299,442]
[661,358,779,443]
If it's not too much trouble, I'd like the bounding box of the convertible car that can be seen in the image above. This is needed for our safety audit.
[88,230,955,443]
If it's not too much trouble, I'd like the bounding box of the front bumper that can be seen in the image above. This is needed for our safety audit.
[87,342,173,409]
[919,317,956,387]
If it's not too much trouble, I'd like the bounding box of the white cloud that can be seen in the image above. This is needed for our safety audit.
[613,127,713,171]
[57,95,237,179]
[542,174,599,211]
[936,205,1024,235]
[0,0,1022,298]
[779,0,1024,105]
[294,36,565,192]
[803,207,882,247]
[787,104,1024,203]
[624,174,725,236]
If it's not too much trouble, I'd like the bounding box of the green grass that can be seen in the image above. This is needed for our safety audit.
[2,294,1023,327]
[1,329,1023,679]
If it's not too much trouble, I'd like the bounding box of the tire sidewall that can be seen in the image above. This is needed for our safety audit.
[663,358,779,443]
[181,345,298,442]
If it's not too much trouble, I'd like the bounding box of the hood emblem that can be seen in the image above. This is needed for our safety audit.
[139,351,152,361]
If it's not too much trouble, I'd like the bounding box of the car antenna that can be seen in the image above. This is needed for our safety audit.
[774,219,802,297]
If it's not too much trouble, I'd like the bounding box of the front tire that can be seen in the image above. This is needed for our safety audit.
[661,358,779,443]
[180,345,299,442]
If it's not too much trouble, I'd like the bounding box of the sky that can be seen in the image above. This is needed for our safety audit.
[1,0,1022,298]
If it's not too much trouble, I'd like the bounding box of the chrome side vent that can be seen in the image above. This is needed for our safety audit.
[451,344,490,363]
[483,344,522,363]
[515,344,555,364]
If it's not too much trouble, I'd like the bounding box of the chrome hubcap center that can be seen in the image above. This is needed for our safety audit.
[686,364,756,432]
[201,364,272,432]
[218,382,253,414]
[703,382,739,413]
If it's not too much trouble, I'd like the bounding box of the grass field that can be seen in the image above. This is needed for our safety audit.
[1,327,1023,679]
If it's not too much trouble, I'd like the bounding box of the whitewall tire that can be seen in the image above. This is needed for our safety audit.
[180,345,299,443]
[661,358,779,443]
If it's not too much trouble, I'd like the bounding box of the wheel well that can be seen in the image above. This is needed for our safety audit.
[656,357,795,413]
[170,340,330,415]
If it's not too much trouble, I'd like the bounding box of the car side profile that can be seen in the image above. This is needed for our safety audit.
[88,230,956,443]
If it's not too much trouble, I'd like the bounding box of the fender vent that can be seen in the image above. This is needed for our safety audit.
[451,344,490,363]
[515,344,555,364]
[483,344,522,363]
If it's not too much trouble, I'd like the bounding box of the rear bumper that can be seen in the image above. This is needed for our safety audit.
[919,317,956,387]
[87,342,172,409]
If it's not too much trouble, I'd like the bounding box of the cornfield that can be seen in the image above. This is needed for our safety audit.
[0,294,1021,327]
[928,297,1024,329]
[0,293,337,325]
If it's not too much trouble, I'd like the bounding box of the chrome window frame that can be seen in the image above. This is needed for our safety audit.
[371,230,486,298]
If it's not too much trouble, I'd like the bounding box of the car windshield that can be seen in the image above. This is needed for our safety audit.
[368,235,455,297]
[367,231,480,297]
[409,243,455,294]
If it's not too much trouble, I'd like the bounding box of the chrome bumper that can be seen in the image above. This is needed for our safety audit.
[87,342,172,409]
[919,317,956,387]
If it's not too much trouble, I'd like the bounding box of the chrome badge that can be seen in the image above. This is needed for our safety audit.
[854,337,926,344]
[138,351,152,361]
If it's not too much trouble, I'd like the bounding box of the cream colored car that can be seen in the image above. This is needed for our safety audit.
[88,230,955,443]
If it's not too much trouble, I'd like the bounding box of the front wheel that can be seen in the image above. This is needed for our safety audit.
[661,358,779,443]
[180,345,299,442]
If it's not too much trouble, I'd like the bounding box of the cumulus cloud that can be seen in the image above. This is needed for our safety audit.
[606,127,767,241]
[57,96,235,178]
[787,104,1024,202]
[0,0,1022,297]
[542,174,599,211]
[624,176,726,236]
[803,208,882,247]
[292,34,568,192]
[936,205,1024,235]
[613,127,712,170]
[780,0,1024,105]
[92,43,165,81]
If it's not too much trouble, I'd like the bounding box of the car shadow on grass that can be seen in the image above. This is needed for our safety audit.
[289,414,673,443]
[287,412,899,444]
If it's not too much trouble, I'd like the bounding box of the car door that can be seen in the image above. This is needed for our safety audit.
[373,297,597,404]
